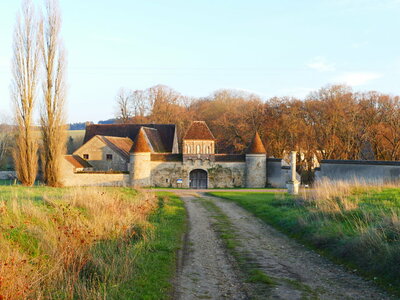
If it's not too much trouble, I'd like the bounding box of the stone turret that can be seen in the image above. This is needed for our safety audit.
[245,132,267,188]
[130,127,152,187]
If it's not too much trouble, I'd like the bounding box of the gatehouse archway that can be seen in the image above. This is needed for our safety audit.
[189,169,208,189]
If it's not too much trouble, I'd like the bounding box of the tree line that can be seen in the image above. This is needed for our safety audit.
[115,84,400,177]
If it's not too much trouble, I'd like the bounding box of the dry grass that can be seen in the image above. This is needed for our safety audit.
[299,178,399,213]
[0,187,157,299]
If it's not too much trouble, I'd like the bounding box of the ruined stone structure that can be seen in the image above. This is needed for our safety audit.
[62,121,290,188]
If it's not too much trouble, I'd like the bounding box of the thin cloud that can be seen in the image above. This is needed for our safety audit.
[334,72,383,86]
[307,57,335,72]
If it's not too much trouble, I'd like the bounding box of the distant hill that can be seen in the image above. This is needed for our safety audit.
[69,119,116,130]
[98,118,116,125]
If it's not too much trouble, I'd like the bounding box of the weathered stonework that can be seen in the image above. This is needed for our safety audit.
[61,122,295,188]
[245,154,267,188]
[73,136,128,171]
[130,152,151,187]
[150,159,246,188]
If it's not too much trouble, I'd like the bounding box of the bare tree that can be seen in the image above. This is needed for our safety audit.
[131,89,149,118]
[11,0,41,186]
[40,0,67,186]
[115,88,132,123]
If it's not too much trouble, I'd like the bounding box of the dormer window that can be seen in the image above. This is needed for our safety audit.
[106,154,113,161]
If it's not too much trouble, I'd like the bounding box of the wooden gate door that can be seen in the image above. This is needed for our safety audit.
[189,169,208,189]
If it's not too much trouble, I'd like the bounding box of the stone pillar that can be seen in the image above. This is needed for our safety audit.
[287,151,300,194]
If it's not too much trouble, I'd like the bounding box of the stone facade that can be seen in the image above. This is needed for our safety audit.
[183,140,215,155]
[62,121,293,188]
[73,136,129,171]
[150,159,246,188]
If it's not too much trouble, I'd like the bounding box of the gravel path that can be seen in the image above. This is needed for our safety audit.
[174,191,394,300]
[174,192,247,299]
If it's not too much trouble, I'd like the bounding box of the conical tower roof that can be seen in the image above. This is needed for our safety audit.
[131,127,152,153]
[247,132,266,154]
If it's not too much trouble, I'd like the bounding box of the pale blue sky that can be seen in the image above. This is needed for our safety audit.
[1,0,400,123]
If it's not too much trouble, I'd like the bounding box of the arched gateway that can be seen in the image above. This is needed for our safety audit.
[189,169,208,189]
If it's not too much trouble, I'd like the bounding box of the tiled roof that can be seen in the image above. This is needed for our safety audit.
[183,121,215,140]
[64,155,92,168]
[98,136,133,159]
[247,132,266,154]
[143,127,166,152]
[83,123,176,152]
[131,128,152,153]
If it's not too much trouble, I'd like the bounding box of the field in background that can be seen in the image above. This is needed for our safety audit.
[0,186,185,299]
[209,182,400,295]
[66,130,85,154]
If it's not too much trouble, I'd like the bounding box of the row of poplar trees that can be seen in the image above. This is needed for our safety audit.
[11,0,66,187]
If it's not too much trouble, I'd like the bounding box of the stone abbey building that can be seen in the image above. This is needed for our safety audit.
[62,121,288,188]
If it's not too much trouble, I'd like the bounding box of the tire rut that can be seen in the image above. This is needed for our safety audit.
[174,193,247,300]
[200,193,394,300]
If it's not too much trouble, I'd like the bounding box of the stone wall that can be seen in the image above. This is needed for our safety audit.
[150,159,246,188]
[0,171,17,180]
[315,159,400,183]
[73,137,128,171]
[61,157,129,186]
[245,154,266,188]
[267,158,286,188]
[62,171,129,187]
[130,153,151,187]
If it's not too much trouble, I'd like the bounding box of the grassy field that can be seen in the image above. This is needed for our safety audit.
[209,182,400,294]
[0,186,186,299]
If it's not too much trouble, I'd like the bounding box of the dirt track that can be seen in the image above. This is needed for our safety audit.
[174,191,394,300]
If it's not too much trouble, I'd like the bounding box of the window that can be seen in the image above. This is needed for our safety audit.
[106,154,113,161]
[83,154,89,159]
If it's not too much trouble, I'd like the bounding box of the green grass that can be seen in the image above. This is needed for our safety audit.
[208,190,400,295]
[84,192,187,299]
[0,186,186,299]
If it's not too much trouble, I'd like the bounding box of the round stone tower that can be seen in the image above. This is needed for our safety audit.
[130,127,152,187]
[245,132,267,188]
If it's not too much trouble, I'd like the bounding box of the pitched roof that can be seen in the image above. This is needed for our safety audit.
[131,128,152,153]
[183,121,215,140]
[83,124,176,152]
[97,136,133,159]
[142,127,166,152]
[64,155,92,168]
[247,132,266,154]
